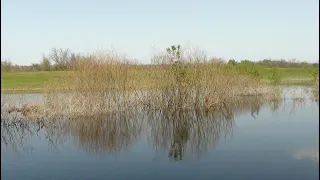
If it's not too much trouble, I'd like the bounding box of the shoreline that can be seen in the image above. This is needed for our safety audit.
[1,79,314,94]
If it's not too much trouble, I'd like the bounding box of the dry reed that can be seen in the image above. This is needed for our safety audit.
[7,46,280,118]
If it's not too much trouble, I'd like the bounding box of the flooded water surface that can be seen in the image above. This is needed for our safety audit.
[1,87,319,180]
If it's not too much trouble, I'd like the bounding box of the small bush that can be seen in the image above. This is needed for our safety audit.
[268,68,282,85]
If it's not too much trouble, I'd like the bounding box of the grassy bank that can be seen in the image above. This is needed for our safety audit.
[1,71,65,92]
[1,67,317,93]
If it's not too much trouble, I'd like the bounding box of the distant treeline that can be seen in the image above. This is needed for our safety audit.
[227,59,319,68]
[1,48,319,72]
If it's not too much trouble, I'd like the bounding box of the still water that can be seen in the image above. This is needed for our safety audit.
[1,87,319,180]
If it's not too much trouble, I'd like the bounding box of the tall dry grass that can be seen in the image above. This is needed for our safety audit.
[44,51,141,117]
[141,46,276,113]
[40,46,278,117]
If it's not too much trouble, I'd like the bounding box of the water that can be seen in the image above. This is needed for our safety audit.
[1,87,319,180]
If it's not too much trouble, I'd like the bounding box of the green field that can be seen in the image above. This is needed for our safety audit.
[1,67,317,93]
[258,67,315,85]
[1,71,65,93]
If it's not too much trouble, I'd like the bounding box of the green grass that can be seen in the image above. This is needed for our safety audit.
[258,67,316,79]
[1,71,65,91]
[1,67,318,93]
[259,67,316,86]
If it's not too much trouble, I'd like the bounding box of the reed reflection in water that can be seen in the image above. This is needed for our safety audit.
[1,96,295,161]
[63,111,145,155]
[146,96,271,161]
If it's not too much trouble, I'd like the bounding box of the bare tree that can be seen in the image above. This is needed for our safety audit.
[49,48,71,70]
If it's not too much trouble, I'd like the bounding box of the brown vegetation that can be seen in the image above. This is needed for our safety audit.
[40,46,279,117]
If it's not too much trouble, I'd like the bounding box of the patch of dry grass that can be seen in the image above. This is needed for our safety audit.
[313,75,319,99]
[1,47,280,118]
[39,47,280,117]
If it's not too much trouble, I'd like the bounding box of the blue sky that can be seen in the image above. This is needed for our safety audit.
[1,0,319,65]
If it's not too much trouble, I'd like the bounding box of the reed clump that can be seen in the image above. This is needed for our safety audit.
[44,51,140,117]
[143,45,277,112]
[42,46,279,117]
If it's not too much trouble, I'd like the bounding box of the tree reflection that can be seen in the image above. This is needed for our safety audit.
[147,96,269,161]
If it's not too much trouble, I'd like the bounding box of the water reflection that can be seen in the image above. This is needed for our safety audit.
[63,112,144,155]
[1,118,36,152]
[293,148,319,163]
[1,94,317,162]
[147,108,234,161]
[146,96,277,161]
